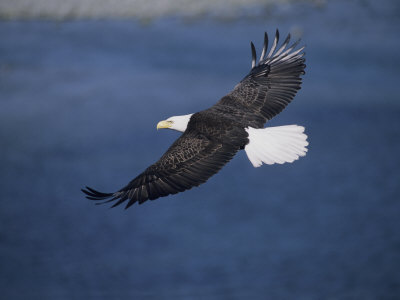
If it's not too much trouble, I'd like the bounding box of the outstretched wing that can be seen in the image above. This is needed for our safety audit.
[214,30,306,128]
[82,128,241,209]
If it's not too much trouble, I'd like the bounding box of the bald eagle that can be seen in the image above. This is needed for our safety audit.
[82,30,308,209]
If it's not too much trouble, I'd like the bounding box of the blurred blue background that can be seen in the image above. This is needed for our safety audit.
[1,0,400,299]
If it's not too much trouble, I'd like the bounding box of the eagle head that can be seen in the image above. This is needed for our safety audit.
[157,114,193,133]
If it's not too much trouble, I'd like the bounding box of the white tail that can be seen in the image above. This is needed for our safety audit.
[244,125,308,168]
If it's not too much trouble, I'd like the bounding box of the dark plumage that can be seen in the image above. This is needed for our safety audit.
[82,30,306,209]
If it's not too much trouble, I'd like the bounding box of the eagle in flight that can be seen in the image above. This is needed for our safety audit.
[82,30,308,209]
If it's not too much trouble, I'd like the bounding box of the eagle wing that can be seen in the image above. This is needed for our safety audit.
[214,30,306,128]
[82,126,243,209]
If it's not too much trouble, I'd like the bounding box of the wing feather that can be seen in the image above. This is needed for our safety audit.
[82,127,243,208]
[214,30,306,128]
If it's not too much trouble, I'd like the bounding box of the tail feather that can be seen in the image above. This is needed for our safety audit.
[245,125,308,167]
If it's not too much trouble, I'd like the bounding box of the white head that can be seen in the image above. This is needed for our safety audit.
[156,113,193,132]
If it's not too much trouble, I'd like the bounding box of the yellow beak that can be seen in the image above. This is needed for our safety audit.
[157,120,172,130]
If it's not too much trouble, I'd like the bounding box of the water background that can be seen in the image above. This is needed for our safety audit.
[1,0,400,298]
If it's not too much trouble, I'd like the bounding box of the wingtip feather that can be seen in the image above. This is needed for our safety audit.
[259,32,268,62]
[250,42,256,68]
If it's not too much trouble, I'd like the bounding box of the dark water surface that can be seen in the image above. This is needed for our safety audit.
[1,2,400,299]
